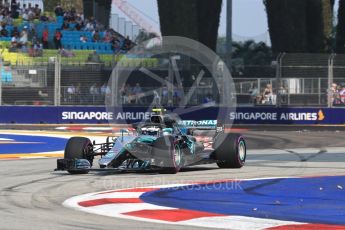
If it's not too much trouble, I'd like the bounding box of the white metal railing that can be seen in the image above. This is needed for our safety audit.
[234,78,332,107]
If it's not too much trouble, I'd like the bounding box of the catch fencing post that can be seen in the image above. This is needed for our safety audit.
[276,53,285,108]
[328,54,336,108]
[54,55,61,106]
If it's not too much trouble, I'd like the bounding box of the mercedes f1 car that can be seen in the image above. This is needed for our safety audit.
[56,111,246,174]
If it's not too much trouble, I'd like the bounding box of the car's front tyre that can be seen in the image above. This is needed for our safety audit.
[153,136,183,174]
[64,137,93,174]
[214,133,246,168]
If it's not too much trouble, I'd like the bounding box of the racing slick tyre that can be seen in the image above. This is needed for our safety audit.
[64,137,93,174]
[214,133,246,168]
[153,136,183,174]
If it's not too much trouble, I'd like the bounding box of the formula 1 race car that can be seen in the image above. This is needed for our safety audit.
[56,111,246,174]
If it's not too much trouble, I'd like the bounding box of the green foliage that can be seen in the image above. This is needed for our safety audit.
[43,0,83,12]
[232,40,273,65]
[42,0,58,12]
[0,41,11,49]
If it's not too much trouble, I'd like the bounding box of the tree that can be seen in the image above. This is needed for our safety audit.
[306,0,324,52]
[264,0,332,53]
[336,0,345,53]
[322,0,334,51]
[232,40,273,65]
[157,0,222,51]
[43,0,83,12]
[264,0,308,53]
[42,0,56,12]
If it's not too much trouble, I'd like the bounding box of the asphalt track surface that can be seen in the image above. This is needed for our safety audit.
[0,127,344,230]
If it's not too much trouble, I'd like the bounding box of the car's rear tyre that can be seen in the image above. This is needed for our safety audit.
[153,136,183,174]
[64,137,93,174]
[214,133,246,168]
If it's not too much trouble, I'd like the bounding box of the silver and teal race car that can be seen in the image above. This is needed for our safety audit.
[56,113,247,174]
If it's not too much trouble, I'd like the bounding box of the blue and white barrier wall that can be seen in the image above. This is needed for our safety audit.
[0,106,342,125]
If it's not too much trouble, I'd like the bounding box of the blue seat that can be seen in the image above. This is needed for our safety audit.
[90,43,97,50]
[57,16,64,24]
[1,70,13,83]
[95,43,102,51]
[104,43,111,51]
[74,43,81,49]
[66,43,73,49]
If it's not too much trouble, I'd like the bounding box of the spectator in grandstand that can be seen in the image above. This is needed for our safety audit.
[132,83,143,104]
[277,85,288,104]
[203,94,216,107]
[333,85,343,106]
[161,85,169,105]
[123,36,131,50]
[258,84,275,105]
[42,27,48,49]
[0,26,8,37]
[9,33,18,51]
[248,83,259,105]
[53,29,62,49]
[26,4,36,21]
[110,36,121,52]
[21,9,29,21]
[19,26,28,46]
[3,14,13,25]
[74,83,83,103]
[152,90,161,106]
[103,31,112,42]
[85,21,94,31]
[39,13,48,22]
[338,83,345,104]
[74,21,82,31]
[173,87,182,105]
[61,21,69,30]
[67,84,76,103]
[80,34,87,43]
[101,83,107,95]
[63,7,77,23]
[28,42,42,57]
[87,51,101,63]
[10,0,18,19]
[11,26,19,37]
[329,83,338,106]
[28,26,37,43]
[33,4,41,19]
[89,83,101,104]
[54,4,64,17]
[101,83,111,101]
[120,84,129,104]
[58,47,75,57]
[20,3,26,13]
[92,30,100,42]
